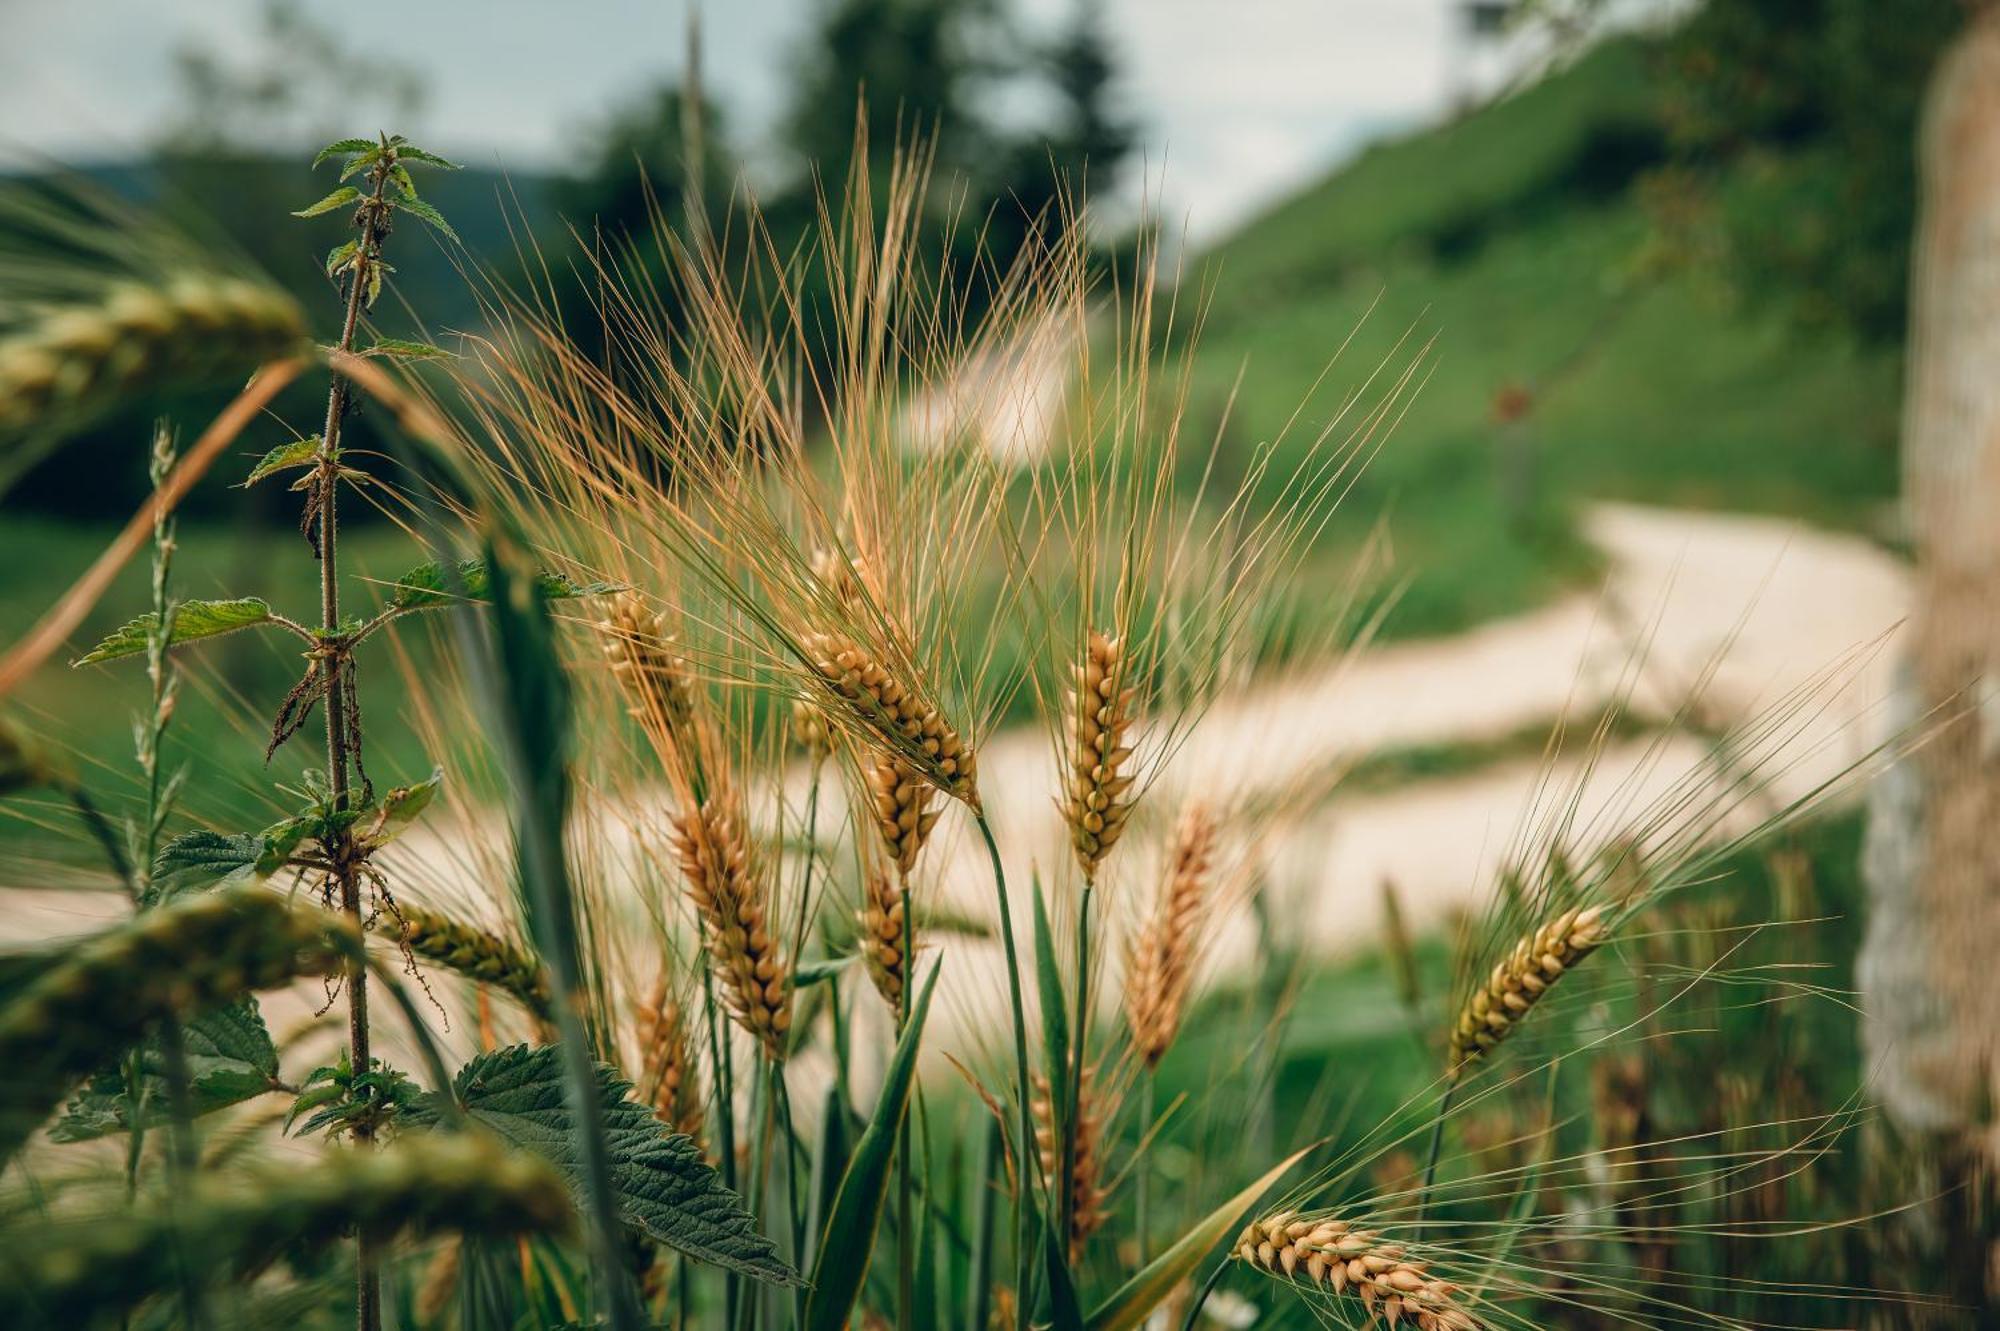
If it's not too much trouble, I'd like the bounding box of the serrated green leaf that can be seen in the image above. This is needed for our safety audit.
[339,150,386,182]
[149,829,262,902]
[366,338,454,362]
[390,163,417,198]
[243,436,323,487]
[75,598,277,666]
[293,186,361,219]
[395,193,460,243]
[355,769,441,851]
[254,815,314,875]
[387,558,616,612]
[395,145,463,170]
[803,965,941,1331]
[312,137,375,168]
[50,1000,281,1141]
[409,1044,800,1285]
[1085,1145,1314,1331]
[325,239,360,277]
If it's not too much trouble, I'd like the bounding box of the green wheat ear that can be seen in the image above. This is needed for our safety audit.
[1,1132,572,1329]
[0,888,357,1160]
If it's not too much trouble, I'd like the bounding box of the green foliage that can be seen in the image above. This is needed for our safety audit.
[50,999,279,1141]
[288,1053,422,1141]
[804,965,940,1331]
[408,1043,799,1285]
[0,888,355,1159]
[0,1133,573,1330]
[73,597,281,666]
[395,193,459,244]
[242,434,323,486]
[291,186,360,219]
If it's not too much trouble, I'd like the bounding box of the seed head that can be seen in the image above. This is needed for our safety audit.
[1124,802,1217,1067]
[1235,1213,1479,1331]
[1064,631,1137,879]
[1449,904,1608,1072]
[670,798,793,1059]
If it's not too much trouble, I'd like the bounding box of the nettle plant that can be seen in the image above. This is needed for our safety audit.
[11,136,789,1331]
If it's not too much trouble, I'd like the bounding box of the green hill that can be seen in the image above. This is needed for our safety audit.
[1183,38,1903,639]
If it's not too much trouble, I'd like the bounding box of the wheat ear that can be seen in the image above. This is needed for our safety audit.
[1065,630,1137,879]
[670,797,793,1059]
[804,629,976,872]
[634,972,706,1146]
[1124,802,1217,1068]
[1033,1066,1110,1262]
[598,591,702,755]
[859,866,907,1011]
[380,904,550,1017]
[1236,1213,1479,1331]
[0,279,305,433]
[1449,904,1607,1072]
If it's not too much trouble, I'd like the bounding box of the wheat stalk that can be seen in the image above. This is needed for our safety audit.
[634,971,706,1146]
[1065,630,1137,880]
[379,904,550,1018]
[1235,1213,1479,1331]
[0,278,305,434]
[670,796,793,1059]
[803,628,976,872]
[1449,904,1608,1072]
[859,865,907,1011]
[1033,1066,1110,1262]
[1124,802,1217,1068]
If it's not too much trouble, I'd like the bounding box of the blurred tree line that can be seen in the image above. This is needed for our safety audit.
[8,0,1133,523]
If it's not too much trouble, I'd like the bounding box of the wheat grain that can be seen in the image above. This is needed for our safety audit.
[859,866,907,1011]
[634,972,706,1145]
[381,903,550,1017]
[0,278,305,433]
[1235,1213,1479,1331]
[803,628,976,872]
[1065,630,1137,878]
[1124,802,1216,1068]
[670,797,793,1058]
[1449,904,1607,1072]
[1033,1066,1110,1262]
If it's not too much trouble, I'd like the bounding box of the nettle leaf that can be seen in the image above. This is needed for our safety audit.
[387,559,616,612]
[149,830,261,902]
[395,145,463,170]
[76,598,277,666]
[395,194,460,243]
[244,436,323,487]
[293,186,361,219]
[49,999,281,1142]
[390,163,418,198]
[355,769,442,851]
[325,239,360,278]
[366,338,453,362]
[312,137,375,168]
[414,1044,799,1286]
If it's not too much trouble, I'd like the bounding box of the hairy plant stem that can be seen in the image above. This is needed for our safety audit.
[317,153,391,1331]
[973,808,1040,1330]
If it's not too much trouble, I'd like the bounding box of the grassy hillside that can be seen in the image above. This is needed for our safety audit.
[1184,38,1903,640]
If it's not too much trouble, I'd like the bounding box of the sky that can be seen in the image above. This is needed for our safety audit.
[0,0,1568,243]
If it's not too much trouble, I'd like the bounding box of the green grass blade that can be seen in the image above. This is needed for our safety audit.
[803,963,941,1331]
[1084,1145,1314,1331]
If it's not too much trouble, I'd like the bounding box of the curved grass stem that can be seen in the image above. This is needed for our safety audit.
[974,808,1040,1330]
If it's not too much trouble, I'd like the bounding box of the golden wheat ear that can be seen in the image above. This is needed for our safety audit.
[1449,904,1609,1073]
[1124,801,1218,1068]
[858,864,908,1011]
[669,797,793,1060]
[634,969,706,1147]
[1065,629,1138,880]
[1236,1213,1480,1331]
[597,590,703,760]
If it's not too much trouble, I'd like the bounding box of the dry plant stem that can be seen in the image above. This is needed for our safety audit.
[0,357,304,700]
[974,809,1040,1330]
[318,158,392,1331]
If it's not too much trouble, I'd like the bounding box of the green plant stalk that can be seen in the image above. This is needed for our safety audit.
[314,146,393,1331]
[1416,1077,1458,1224]
[973,808,1039,1330]
[702,965,739,1328]
[898,872,917,1331]
[1061,883,1095,1256]
[969,1113,1000,1331]
[1135,1070,1153,1265]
